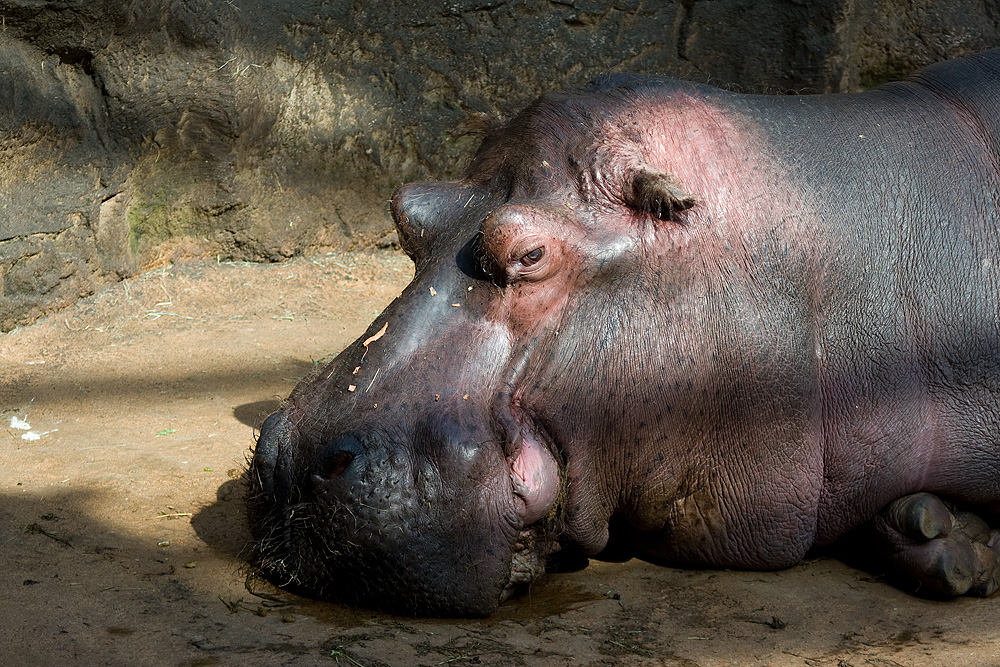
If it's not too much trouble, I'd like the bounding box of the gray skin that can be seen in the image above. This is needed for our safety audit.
[247,50,1000,616]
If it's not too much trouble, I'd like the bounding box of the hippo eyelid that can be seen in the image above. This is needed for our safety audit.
[506,243,558,283]
[520,247,544,266]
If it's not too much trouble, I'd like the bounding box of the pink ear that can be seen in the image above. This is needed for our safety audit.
[626,168,697,222]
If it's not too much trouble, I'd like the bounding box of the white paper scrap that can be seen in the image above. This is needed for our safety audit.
[21,429,57,441]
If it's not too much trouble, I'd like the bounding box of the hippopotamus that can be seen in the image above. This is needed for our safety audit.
[246,49,1000,616]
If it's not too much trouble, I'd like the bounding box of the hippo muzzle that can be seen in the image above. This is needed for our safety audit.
[247,388,562,615]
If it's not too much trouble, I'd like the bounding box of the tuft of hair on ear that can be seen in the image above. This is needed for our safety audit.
[626,168,697,223]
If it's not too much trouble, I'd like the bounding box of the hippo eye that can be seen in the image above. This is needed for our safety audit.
[520,247,544,267]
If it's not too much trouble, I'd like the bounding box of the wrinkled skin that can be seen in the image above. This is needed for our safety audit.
[247,50,1000,616]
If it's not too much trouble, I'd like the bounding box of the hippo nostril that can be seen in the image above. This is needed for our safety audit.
[318,450,356,478]
[314,434,366,481]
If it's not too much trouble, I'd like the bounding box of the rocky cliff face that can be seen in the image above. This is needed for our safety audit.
[1,0,998,330]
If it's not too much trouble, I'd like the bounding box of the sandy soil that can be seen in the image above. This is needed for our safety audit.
[3,250,1000,667]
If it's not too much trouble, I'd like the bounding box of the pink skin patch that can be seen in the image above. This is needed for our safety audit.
[510,432,560,524]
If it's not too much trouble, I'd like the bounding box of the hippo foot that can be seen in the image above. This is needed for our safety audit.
[872,492,1000,597]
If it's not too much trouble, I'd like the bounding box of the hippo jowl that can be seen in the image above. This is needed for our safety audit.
[247,50,1000,616]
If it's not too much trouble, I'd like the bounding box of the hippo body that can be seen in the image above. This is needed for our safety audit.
[248,50,1000,615]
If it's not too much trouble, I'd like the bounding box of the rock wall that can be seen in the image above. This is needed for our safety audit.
[1,0,998,330]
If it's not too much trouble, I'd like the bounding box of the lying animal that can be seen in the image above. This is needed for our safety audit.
[247,49,1000,616]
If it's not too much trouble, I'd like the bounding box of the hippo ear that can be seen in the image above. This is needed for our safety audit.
[625,169,697,223]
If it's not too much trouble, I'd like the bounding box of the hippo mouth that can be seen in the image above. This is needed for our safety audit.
[501,423,565,599]
[509,426,562,522]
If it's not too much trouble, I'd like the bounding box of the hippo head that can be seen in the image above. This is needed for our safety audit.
[246,78,732,616]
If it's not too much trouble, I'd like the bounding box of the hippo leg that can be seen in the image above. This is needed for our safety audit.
[871,492,1000,596]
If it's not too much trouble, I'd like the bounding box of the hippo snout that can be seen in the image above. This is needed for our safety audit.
[245,407,532,615]
[254,413,368,498]
[250,414,372,512]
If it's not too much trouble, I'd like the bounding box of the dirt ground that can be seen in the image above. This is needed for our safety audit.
[3,250,1000,667]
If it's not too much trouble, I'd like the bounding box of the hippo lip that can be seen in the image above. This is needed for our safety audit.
[501,421,564,602]
[505,417,563,526]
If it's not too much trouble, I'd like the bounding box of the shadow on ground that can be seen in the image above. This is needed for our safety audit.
[233,400,284,429]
